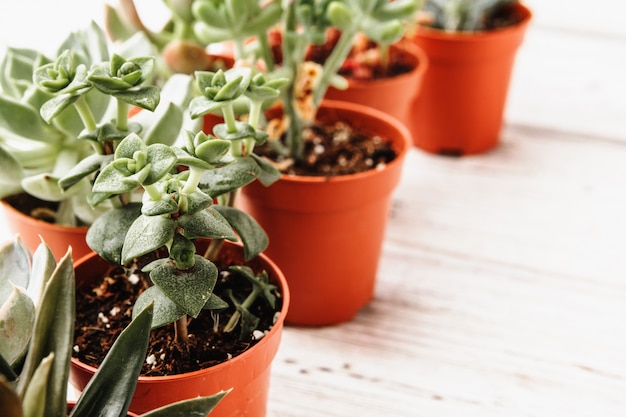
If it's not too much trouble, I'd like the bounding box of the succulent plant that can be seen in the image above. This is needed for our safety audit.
[0,235,227,417]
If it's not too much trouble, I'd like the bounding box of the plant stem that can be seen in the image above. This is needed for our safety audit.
[174,316,189,345]
[143,183,162,202]
[116,99,130,132]
[73,96,98,132]
[224,285,261,333]
[182,166,204,194]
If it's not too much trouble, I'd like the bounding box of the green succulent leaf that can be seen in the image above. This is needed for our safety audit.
[133,286,185,328]
[58,154,113,191]
[229,265,277,309]
[0,147,24,199]
[150,255,218,318]
[169,233,197,269]
[194,137,232,165]
[0,95,47,142]
[122,215,177,263]
[251,153,281,186]
[0,236,31,296]
[71,303,154,417]
[203,293,229,310]
[181,188,213,214]
[0,285,35,367]
[177,207,238,241]
[17,250,74,417]
[226,288,260,340]
[362,19,405,44]
[140,390,230,417]
[21,352,54,417]
[212,205,269,260]
[86,203,141,264]
[198,156,261,197]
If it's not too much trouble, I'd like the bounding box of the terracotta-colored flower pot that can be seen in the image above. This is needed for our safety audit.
[237,100,411,326]
[69,241,289,417]
[408,3,532,155]
[324,41,428,136]
[0,198,90,261]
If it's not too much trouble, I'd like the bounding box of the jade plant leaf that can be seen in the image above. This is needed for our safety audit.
[150,255,218,318]
[212,205,269,261]
[122,215,177,263]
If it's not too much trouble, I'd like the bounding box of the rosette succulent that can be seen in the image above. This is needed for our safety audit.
[0,22,192,227]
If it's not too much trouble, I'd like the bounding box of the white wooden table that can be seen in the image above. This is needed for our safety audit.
[2,1,625,416]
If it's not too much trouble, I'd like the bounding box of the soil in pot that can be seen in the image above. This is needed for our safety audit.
[256,114,398,177]
[72,248,284,376]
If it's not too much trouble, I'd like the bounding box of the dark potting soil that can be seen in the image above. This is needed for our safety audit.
[255,120,398,177]
[73,259,283,377]
[4,193,62,223]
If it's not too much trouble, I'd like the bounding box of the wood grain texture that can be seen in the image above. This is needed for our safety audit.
[1,1,625,416]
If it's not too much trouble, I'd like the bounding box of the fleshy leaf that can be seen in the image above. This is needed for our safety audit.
[150,255,217,318]
[86,203,141,264]
[177,207,238,241]
[133,286,185,328]
[212,205,269,260]
[121,215,177,263]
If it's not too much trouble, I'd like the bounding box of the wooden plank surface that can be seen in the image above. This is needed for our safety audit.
[1,1,625,416]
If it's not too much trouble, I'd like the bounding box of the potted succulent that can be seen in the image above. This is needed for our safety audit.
[0,235,227,417]
[0,22,192,259]
[183,0,415,325]
[406,0,532,155]
[64,65,290,417]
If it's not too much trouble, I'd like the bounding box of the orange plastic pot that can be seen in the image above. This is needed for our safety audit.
[69,240,289,417]
[1,198,90,261]
[237,100,411,326]
[324,41,428,135]
[408,3,532,155]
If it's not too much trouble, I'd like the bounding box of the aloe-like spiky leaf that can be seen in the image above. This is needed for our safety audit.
[70,304,154,417]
